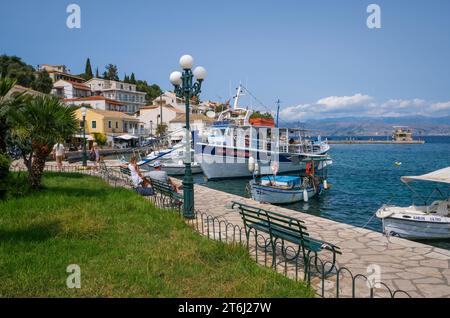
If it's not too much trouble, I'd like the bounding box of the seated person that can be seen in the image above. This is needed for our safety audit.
[147,161,181,191]
[128,155,151,188]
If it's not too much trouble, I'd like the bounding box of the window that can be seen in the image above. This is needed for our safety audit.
[124,122,128,131]
[115,121,118,129]
[91,121,97,129]
[120,84,124,89]
[108,121,111,128]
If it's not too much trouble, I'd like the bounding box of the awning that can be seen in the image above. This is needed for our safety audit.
[401,167,450,184]
[115,134,139,140]
[73,134,95,141]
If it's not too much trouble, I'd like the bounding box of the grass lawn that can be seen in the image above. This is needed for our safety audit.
[0,172,313,297]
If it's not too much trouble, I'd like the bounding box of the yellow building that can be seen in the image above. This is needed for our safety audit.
[74,108,142,147]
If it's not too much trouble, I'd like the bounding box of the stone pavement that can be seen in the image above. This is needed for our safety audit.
[190,183,450,298]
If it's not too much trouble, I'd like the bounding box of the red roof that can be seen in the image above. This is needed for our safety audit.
[64,96,124,106]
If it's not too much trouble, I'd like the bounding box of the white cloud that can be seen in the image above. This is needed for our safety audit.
[280,94,450,121]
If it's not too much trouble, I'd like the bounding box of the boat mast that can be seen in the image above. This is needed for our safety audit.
[275,99,281,128]
[233,83,244,110]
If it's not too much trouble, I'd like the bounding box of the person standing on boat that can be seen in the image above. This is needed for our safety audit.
[147,161,181,191]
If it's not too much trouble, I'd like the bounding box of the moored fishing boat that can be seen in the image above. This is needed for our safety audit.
[376,167,450,239]
[195,84,331,180]
[248,156,330,204]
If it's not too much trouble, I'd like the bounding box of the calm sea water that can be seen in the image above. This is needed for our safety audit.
[192,136,450,249]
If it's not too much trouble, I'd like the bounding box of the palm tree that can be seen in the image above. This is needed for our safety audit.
[0,77,18,153]
[10,96,78,188]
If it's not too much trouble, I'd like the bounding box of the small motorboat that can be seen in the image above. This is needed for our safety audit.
[143,160,203,176]
[376,167,450,240]
[137,141,203,176]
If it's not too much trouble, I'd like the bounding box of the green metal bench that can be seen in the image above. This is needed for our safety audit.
[232,201,341,278]
[149,177,183,209]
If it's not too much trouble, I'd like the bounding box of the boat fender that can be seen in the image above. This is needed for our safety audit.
[306,162,313,176]
[303,188,309,202]
[248,156,255,172]
[254,162,260,175]
[323,180,328,190]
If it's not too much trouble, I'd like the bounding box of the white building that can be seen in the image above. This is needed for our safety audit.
[64,96,127,112]
[38,64,85,83]
[85,78,147,114]
[139,104,184,136]
[52,80,92,99]
[152,91,186,112]
[168,113,213,143]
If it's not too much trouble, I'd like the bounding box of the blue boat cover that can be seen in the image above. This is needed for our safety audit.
[261,176,301,183]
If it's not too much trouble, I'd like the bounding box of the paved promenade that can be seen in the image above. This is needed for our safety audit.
[191,183,450,298]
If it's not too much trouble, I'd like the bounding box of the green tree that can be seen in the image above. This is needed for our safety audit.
[0,77,24,198]
[31,70,53,94]
[136,80,162,103]
[0,55,35,88]
[92,132,107,146]
[0,77,18,153]
[155,123,168,136]
[9,96,78,188]
[104,64,119,81]
[95,67,99,78]
[129,73,136,84]
[123,74,129,83]
[84,58,93,80]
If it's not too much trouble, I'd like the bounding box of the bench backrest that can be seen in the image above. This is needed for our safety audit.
[149,178,175,197]
[232,201,310,245]
[231,201,271,233]
[120,166,131,176]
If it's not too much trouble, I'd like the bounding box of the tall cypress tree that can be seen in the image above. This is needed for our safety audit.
[130,72,136,84]
[84,58,93,80]
[95,67,99,78]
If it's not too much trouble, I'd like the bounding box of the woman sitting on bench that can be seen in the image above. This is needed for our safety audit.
[128,155,151,188]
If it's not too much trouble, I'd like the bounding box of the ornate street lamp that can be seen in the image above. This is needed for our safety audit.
[81,107,88,167]
[170,55,207,219]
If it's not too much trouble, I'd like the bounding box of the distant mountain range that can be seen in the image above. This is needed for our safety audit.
[286,116,450,136]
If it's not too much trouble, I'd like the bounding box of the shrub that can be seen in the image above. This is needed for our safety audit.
[0,152,11,199]
[250,111,273,120]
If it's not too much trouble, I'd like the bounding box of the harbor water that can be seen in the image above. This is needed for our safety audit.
[192,136,450,249]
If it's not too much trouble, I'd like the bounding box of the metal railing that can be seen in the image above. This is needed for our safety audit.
[9,164,412,298]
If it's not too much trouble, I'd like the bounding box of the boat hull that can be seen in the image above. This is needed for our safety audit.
[250,181,316,204]
[381,216,450,239]
[142,163,203,176]
[196,152,331,180]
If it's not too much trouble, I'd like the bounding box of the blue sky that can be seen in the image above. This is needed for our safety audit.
[1,0,450,120]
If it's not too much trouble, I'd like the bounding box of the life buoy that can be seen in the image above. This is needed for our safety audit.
[306,162,313,176]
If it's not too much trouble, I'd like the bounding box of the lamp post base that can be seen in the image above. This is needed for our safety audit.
[182,162,195,219]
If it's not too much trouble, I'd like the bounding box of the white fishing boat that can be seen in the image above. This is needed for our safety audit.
[249,176,318,204]
[248,156,330,204]
[195,84,331,180]
[376,167,450,240]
